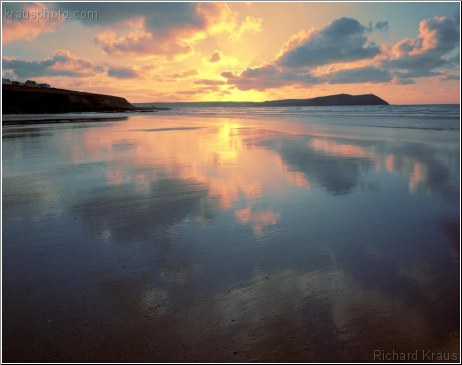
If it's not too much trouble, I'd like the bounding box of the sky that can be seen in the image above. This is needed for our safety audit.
[1,1,460,104]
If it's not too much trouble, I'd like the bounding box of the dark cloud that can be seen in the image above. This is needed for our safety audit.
[54,2,203,29]
[107,65,139,79]
[392,76,415,85]
[374,21,389,32]
[447,53,460,67]
[441,73,460,81]
[3,58,62,78]
[277,17,380,68]
[365,21,389,33]
[326,67,392,84]
[2,50,103,79]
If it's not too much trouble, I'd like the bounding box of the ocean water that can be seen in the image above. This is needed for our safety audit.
[142,103,460,130]
[2,105,460,362]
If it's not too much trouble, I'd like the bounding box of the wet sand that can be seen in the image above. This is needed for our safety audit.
[2,113,460,362]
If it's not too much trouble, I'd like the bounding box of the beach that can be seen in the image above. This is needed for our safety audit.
[2,105,460,362]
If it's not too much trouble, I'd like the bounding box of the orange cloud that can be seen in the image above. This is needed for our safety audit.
[168,69,199,79]
[92,3,233,58]
[50,50,100,75]
[235,205,279,236]
[2,3,63,44]
[91,3,262,59]
[309,138,370,159]
[94,26,193,59]
[390,28,444,60]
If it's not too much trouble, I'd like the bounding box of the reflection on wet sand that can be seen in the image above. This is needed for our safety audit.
[2,115,459,362]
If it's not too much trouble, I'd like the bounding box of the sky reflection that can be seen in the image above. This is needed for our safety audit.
[2,114,459,362]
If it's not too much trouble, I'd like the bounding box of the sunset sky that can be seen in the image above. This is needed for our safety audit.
[2,1,460,104]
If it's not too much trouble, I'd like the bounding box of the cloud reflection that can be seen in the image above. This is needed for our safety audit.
[74,177,214,244]
[235,205,279,236]
[2,115,459,362]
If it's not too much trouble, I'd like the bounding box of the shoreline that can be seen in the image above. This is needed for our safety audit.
[1,109,168,124]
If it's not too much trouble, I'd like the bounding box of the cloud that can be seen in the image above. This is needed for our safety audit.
[75,177,214,245]
[168,69,198,79]
[2,3,64,43]
[175,83,230,97]
[223,65,321,91]
[235,205,279,236]
[391,76,415,85]
[94,27,193,59]
[440,72,460,81]
[222,63,391,92]
[223,15,459,91]
[106,64,139,79]
[326,66,392,84]
[277,17,380,68]
[194,79,227,86]
[4,3,263,60]
[222,17,388,91]
[374,21,389,32]
[365,21,390,33]
[254,136,373,195]
[2,50,103,79]
[386,16,459,79]
[56,2,210,28]
[3,3,236,58]
[209,51,222,63]
[59,3,248,58]
[56,3,261,58]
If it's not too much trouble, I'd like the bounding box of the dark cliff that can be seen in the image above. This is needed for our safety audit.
[263,93,389,106]
[2,86,136,114]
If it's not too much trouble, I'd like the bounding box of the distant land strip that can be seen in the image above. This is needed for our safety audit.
[139,93,389,108]
[2,85,389,115]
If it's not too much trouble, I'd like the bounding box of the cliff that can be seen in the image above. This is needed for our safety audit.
[263,93,389,106]
[2,86,136,114]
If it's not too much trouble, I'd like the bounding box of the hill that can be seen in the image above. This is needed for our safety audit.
[263,93,389,106]
[2,85,136,114]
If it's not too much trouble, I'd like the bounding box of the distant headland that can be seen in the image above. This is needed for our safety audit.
[144,93,390,109]
[262,93,389,106]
